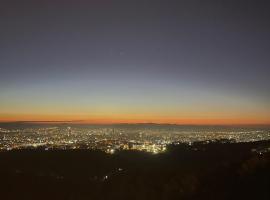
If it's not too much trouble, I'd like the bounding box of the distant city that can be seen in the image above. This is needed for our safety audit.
[1,124,270,154]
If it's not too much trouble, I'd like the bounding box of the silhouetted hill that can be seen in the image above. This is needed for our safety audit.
[0,140,269,200]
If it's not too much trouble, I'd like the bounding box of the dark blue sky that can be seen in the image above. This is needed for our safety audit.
[0,0,270,124]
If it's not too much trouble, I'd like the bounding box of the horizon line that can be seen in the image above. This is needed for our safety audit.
[0,120,270,126]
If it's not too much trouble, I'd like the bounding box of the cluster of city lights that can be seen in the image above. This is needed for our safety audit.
[0,126,270,154]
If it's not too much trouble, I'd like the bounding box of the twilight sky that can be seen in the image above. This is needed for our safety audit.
[0,0,270,124]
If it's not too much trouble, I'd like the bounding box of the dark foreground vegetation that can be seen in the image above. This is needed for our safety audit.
[0,141,270,200]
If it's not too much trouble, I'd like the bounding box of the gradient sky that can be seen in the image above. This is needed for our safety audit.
[0,0,270,124]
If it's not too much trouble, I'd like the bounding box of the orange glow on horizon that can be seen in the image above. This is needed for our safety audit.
[0,114,269,125]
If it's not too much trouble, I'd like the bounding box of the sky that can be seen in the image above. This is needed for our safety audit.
[0,0,270,124]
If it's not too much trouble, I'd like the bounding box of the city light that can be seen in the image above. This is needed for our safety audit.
[0,126,269,154]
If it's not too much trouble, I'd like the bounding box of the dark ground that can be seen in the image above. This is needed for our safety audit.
[0,141,269,200]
